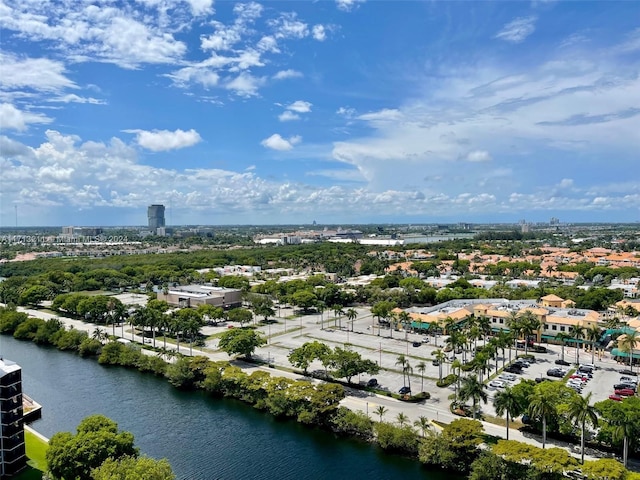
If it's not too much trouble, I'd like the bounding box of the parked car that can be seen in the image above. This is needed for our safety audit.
[489,380,505,389]
[555,359,570,366]
[547,369,565,378]
[614,388,635,397]
[535,377,552,383]
[367,378,378,387]
[499,373,517,381]
[398,386,411,395]
[614,383,636,391]
[505,366,522,374]
[609,394,623,402]
[620,376,634,383]
[432,359,440,366]
[619,369,637,376]
[412,341,422,347]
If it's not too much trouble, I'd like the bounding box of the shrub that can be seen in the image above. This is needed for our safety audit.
[436,374,457,388]
[331,407,374,440]
[374,422,419,456]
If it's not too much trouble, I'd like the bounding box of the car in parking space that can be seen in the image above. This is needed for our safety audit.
[398,386,411,395]
[619,369,637,376]
[609,394,623,402]
[620,376,634,383]
[555,359,571,366]
[499,373,517,381]
[547,368,566,378]
[505,365,523,374]
[489,380,506,389]
[513,360,530,368]
[614,383,636,391]
[412,341,422,347]
[367,378,378,387]
[581,363,596,370]
[535,377,553,384]
[614,388,635,397]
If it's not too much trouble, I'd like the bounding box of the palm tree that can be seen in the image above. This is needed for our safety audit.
[396,412,409,427]
[451,358,463,400]
[414,416,431,437]
[618,330,639,373]
[403,360,413,393]
[374,405,388,422]
[395,354,408,388]
[332,305,345,328]
[477,315,492,346]
[497,329,512,366]
[555,332,572,362]
[519,311,541,356]
[567,392,598,464]
[432,349,446,382]
[91,327,108,343]
[346,308,357,332]
[398,311,412,346]
[493,387,522,440]
[506,311,522,360]
[459,376,487,420]
[473,351,491,383]
[586,325,601,365]
[416,361,427,392]
[569,325,585,366]
[528,390,556,449]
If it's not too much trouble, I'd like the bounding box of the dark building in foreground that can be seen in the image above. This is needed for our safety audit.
[0,359,26,477]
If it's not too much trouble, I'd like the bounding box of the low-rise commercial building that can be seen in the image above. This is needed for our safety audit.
[157,285,242,309]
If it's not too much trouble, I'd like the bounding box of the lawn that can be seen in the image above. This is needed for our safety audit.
[14,429,49,480]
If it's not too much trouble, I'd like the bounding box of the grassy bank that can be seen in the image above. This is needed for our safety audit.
[14,429,48,480]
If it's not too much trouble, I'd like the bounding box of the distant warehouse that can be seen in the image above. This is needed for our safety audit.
[157,285,242,309]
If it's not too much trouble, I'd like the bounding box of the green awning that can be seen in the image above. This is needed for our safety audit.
[411,321,432,331]
[611,348,640,360]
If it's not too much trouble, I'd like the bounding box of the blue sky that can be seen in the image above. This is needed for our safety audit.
[1,0,639,226]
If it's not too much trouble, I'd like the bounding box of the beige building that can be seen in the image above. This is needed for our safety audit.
[157,285,242,309]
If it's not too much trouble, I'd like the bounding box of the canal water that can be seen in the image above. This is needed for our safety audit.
[2,336,450,479]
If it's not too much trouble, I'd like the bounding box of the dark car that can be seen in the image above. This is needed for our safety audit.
[412,341,421,347]
[398,386,411,395]
[505,366,522,374]
[535,377,552,383]
[432,359,440,366]
[619,369,637,376]
[614,383,636,391]
[555,359,570,366]
[547,369,565,378]
[367,378,378,387]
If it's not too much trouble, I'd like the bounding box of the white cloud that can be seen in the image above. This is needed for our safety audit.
[261,134,301,151]
[273,69,303,80]
[269,12,309,40]
[336,0,365,12]
[337,107,356,117]
[225,72,266,97]
[278,111,301,122]
[0,103,52,131]
[466,150,491,162]
[357,108,402,122]
[495,16,537,43]
[287,100,312,113]
[50,94,106,104]
[124,129,202,151]
[312,25,326,41]
[0,54,77,93]
[185,0,214,16]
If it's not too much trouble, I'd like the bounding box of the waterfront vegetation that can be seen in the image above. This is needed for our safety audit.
[2,307,638,479]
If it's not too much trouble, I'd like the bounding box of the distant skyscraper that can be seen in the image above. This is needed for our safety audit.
[147,204,166,230]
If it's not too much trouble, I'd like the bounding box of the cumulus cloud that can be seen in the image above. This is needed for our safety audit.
[0,54,77,93]
[269,12,309,39]
[225,72,266,97]
[0,103,52,131]
[287,100,312,113]
[495,16,537,43]
[278,111,301,122]
[261,134,302,151]
[336,0,366,12]
[312,25,326,41]
[273,69,303,80]
[124,129,202,151]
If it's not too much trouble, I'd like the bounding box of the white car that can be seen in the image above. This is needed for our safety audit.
[499,373,516,381]
[489,380,506,389]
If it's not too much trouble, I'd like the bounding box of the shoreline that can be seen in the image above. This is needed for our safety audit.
[25,424,49,443]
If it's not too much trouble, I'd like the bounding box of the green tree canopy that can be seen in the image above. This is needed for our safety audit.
[91,456,175,480]
[218,328,266,358]
[46,415,138,480]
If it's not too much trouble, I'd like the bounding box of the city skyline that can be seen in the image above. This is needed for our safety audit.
[1,1,639,227]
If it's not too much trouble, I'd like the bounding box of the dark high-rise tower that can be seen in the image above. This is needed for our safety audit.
[0,359,27,477]
[147,204,166,230]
